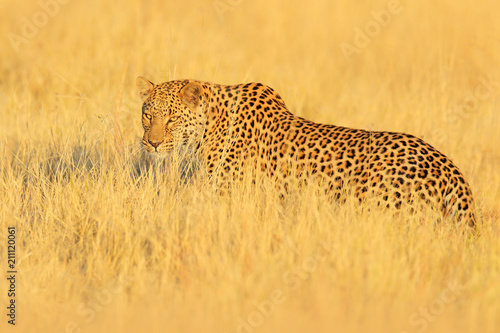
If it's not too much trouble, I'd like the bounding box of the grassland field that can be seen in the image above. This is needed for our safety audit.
[0,0,499,332]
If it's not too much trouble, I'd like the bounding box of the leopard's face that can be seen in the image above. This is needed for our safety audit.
[140,96,187,154]
[137,77,206,155]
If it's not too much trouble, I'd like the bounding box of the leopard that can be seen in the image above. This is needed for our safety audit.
[136,76,477,228]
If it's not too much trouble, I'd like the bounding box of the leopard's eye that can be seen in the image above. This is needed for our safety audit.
[169,116,180,123]
[144,113,152,121]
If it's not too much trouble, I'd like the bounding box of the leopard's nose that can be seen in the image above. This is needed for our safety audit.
[148,140,162,148]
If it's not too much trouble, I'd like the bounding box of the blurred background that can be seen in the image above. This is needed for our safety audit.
[2,0,499,205]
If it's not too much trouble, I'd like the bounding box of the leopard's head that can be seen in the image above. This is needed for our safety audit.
[136,77,207,155]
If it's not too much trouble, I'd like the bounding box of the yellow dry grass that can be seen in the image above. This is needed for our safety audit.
[0,0,499,332]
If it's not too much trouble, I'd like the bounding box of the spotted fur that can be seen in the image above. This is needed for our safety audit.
[136,77,477,227]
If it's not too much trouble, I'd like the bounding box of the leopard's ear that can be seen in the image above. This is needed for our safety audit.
[136,76,155,101]
[179,81,203,110]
